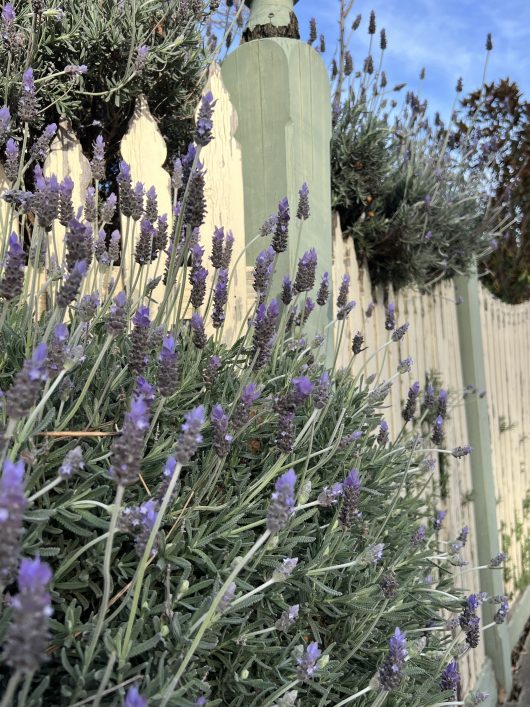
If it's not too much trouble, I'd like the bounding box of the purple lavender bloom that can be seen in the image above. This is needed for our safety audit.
[123,686,148,707]
[378,628,407,690]
[221,230,234,269]
[253,246,275,300]
[134,45,149,71]
[32,169,60,227]
[0,105,10,146]
[129,306,151,375]
[64,64,88,75]
[232,383,260,430]
[292,376,313,404]
[397,357,413,374]
[0,233,25,301]
[46,323,69,376]
[314,372,330,409]
[107,291,127,336]
[391,322,409,342]
[316,272,330,306]
[339,430,363,448]
[318,482,343,507]
[494,597,509,624]
[18,68,39,122]
[352,331,364,354]
[58,446,84,479]
[402,381,420,422]
[120,499,158,558]
[152,213,168,257]
[460,594,481,648]
[157,335,178,397]
[6,343,48,419]
[433,510,446,531]
[109,385,152,486]
[1,3,15,24]
[4,557,53,672]
[365,301,375,317]
[30,123,57,162]
[336,274,350,310]
[210,226,225,269]
[272,197,290,253]
[296,182,310,220]
[259,213,278,238]
[437,389,448,419]
[117,160,134,216]
[65,219,93,271]
[267,469,297,533]
[130,182,144,221]
[0,459,27,587]
[384,303,396,331]
[4,137,19,182]
[340,469,361,529]
[452,445,473,458]
[377,420,389,445]
[58,175,75,225]
[218,582,236,613]
[175,406,205,465]
[136,218,155,265]
[195,91,216,146]
[489,552,507,568]
[423,384,435,409]
[457,526,469,545]
[203,354,221,385]
[145,186,158,223]
[294,248,317,293]
[190,313,207,349]
[296,642,321,681]
[211,404,233,458]
[89,134,105,181]
[411,525,426,547]
[281,275,294,305]
[212,268,228,328]
[431,415,444,446]
[195,697,207,706]
[440,659,460,695]
[273,557,299,580]
[252,299,280,369]
[276,604,300,632]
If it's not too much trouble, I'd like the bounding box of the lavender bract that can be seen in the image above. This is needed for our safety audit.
[267,469,296,533]
[378,628,407,690]
[0,459,27,587]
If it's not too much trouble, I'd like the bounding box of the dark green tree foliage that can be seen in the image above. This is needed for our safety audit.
[455,79,530,303]
[0,0,210,157]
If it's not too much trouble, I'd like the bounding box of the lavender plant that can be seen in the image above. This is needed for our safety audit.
[0,10,509,707]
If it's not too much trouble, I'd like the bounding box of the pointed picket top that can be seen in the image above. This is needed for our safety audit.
[199,63,247,345]
[44,119,91,215]
[120,95,172,306]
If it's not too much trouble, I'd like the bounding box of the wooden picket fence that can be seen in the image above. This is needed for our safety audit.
[2,60,530,700]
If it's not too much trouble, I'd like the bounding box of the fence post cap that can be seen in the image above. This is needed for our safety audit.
[244,0,299,30]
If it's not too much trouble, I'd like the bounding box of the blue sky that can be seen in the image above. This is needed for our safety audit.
[295,0,530,117]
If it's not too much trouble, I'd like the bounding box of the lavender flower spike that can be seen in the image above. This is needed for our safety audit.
[294,248,317,293]
[316,272,330,306]
[296,182,310,220]
[378,628,408,690]
[195,91,216,147]
[296,641,321,681]
[267,469,297,533]
[158,334,178,398]
[175,405,206,465]
[440,659,460,695]
[123,686,148,707]
[272,197,290,253]
[212,268,228,328]
[339,468,361,529]
[0,233,25,301]
[211,404,233,458]
[4,557,53,672]
[402,381,420,422]
[232,383,260,430]
[109,388,152,486]
[0,459,27,587]
[6,343,48,419]
[190,313,207,349]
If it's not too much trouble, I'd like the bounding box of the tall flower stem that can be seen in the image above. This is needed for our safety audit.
[335,684,374,706]
[0,671,22,707]
[119,462,183,665]
[56,335,112,430]
[83,484,124,675]
[159,530,272,706]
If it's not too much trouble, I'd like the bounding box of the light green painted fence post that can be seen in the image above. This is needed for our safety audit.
[221,0,334,346]
[455,269,513,699]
